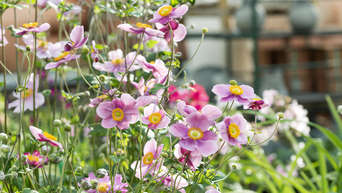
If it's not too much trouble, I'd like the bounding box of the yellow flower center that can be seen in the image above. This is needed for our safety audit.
[97,183,109,193]
[228,123,240,139]
[252,98,261,101]
[54,51,70,62]
[112,108,124,122]
[150,61,155,65]
[27,155,39,162]
[43,132,57,141]
[158,5,173,17]
[98,95,108,99]
[142,152,154,165]
[229,85,244,95]
[148,112,162,124]
[136,22,152,29]
[111,58,124,66]
[187,127,204,140]
[38,40,48,48]
[21,88,33,99]
[22,22,39,29]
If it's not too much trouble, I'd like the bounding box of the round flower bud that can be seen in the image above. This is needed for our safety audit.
[64,124,72,132]
[277,113,284,119]
[26,45,31,52]
[49,153,62,164]
[99,75,106,82]
[338,105,342,115]
[81,180,92,190]
[53,119,63,127]
[42,89,52,97]
[202,27,208,34]
[0,171,5,180]
[229,80,238,86]
[96,168,108,178]
[0,145,10,153]
[82,46,90,54]
[41,145,51,154]
[0,133,8,142]
[90,179,98,189]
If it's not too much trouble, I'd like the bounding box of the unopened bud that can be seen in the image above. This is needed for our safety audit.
[53,120,62,127]
[81,180,92,190]
[202,27,208,34]
[277,113,284,119]
[42,89,52,97]
[0,145,10,153]
[0,133,8,142]
[229,80,238,86]
[96,168,108,178]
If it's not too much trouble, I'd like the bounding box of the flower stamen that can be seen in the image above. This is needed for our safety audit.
[228,123,240,138]
[112,108,124,122]
[187,127,204,140]
[22,22,39,29]
[43,132,57,141]
[229,85,244,95]
[158,5,173,17]
[142,152,154,165]
[148,112,162,124]
[136,22,152,29]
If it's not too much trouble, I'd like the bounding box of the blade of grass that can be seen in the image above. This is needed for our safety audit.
[309,122,342,150]
[326,95,342,134]
[318,140,329,193]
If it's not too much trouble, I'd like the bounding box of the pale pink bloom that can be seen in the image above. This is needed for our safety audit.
[131,138,164,179]
[0,25,8,47]
[24,150,48,168]
[143,59,169,84]
[212,83,256,105]
[118,23,164,37]
[174,143,202,170]
[17,22,50,36]
[142,104,170,130]
[9,74,45,113]
[149,4,189,25]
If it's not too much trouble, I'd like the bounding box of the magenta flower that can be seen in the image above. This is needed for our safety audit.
[0,26,8,47]
[131,138,164,179]
[24,150,48,168]
[37,0,61,8]
[8,74,45,113]
[212,83,255,105]
[149,4,188,25]
[143,59,169,83]
[177,100,221,125]
[96,94,156,129]
[142,104,170,130]
[169,113,218,157]
[156,20,187,42]
[174,143,202,170]
[16,22,50,36]
[246,98,267,110]
[118,23,164,38]
[91,40,99,62]
[217,114,250,147]
[159,174,188,192]
[29,126,63,150]
[64,25,88,50]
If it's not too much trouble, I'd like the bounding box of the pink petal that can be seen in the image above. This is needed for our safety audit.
[171,4,188,18]
[96,101,114,119]
[179,138,195,151]
[212,84,229,98]
[101,118,117,129]
[201,105,222,122]
[197,140,218,157]
[169,123,188,138]
[173,24,187,42]
[70,25,84,44]
[144,138,157,155]
[29,126,43,140]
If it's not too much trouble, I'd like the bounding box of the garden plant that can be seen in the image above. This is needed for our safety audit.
[0,0,341,193]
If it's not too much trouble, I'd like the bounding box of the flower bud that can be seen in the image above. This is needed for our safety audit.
[26,45,31,52]
[0,145,10,153]
[277,113,284,119]
[0,171,5,180]
[90,179,98,189]
[53,119,63,127]
[64,123,72,132]
[81,180,92,190]
[99,75,106,82]
[0,133,8,142]
[229,80,238,86]
[49,153,62,164]
[338,105,342,115]
[202,27,208,34]
[42,89,52,97]
[41,145,51,154]
[82,46,90,54]
[96,168,108,178]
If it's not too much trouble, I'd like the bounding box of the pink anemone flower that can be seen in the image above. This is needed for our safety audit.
[142,104,170,130]
[8,74,45,113]
[16,22,50,36]
[29,126,63,150]
[149,4,188,25]
[118,23,164,38]
[96,94,156,129]
[174,143,202,170]
[156,20,187,42]
[217,114,250,147]
[169,112,218,157]
[177,100,221,125]
[143,59,169,83]
[24,150,48,168]
[131,138,164,179]
[212,82,256,105]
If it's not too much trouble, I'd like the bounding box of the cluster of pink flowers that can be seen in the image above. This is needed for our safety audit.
[168,84,209,110]
[80,172,128,193]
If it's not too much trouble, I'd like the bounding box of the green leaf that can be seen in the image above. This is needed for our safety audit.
[318,140,329,193]
[325,95,342,135]
[149,84,165,95]
[309,122,342,150]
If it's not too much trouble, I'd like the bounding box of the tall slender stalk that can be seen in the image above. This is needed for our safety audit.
[1,12,7,133]
[32,0,39,125]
